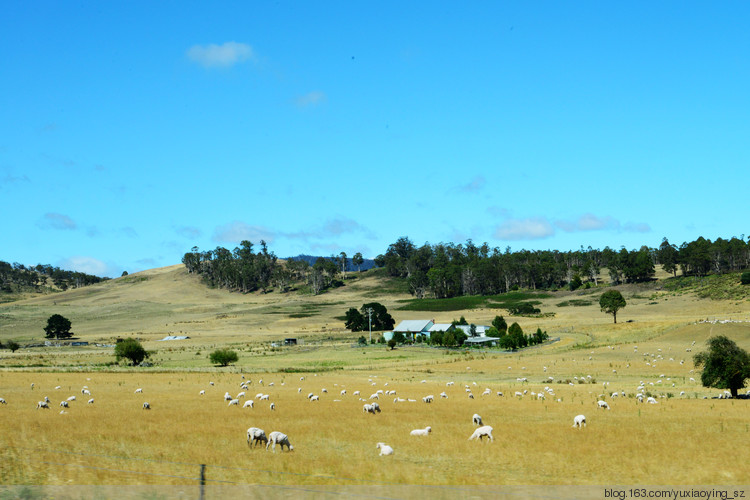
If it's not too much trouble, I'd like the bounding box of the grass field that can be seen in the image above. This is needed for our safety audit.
[0,265,749,490]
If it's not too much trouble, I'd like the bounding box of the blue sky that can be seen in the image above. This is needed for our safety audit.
[2,2,749,278]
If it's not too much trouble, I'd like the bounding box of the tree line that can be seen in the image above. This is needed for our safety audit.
[374,235,750,299]
[0,261,107,293]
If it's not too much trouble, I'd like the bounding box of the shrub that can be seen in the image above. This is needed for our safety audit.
[7,340,20,352]
[114,338,150,366]
[509,303,541,315]
[210,348,239,366]
[741,272,750,285]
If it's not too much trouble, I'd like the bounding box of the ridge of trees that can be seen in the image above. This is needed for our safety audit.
[374,235,750,300]
[0,260,107,294]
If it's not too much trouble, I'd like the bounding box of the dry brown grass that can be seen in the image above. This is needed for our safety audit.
[0,265,749,487]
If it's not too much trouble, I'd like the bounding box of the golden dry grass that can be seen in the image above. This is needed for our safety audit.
[0,264,749,488]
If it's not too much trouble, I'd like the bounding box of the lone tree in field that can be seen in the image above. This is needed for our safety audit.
[114,338,150,366]
[44,314,74,339]
[599,290,627,323]
[693,335,750,398]
[210,348,239,367]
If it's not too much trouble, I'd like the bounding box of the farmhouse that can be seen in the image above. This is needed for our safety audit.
[384,319,434,341]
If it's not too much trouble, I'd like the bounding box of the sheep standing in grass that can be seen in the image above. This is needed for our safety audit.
[37,401,49,409]
[247,427,268,447]
[472,414,483,426]
[266,431,293,452]
[60,401,69,408]
[410,426,431,436]
[376,443,394,456]
[363,403,381,414]
[243,400,254,408]
[143,402,151,410]
[0,398,6,404]
[572,414,586,429]
[468,426,493,442]
[597,401,610,410]
[135,388,143,394]
[228,399,240,407]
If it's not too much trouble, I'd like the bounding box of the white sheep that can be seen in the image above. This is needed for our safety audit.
[376,442,394,456]
[369,393,379,400]
[647,397,658,404]
[422,395,434,403]
[225,393,234,401]
[572,414,586,429]
[67,396,76,402]
[199,390,205,396]
[597,400,610,410]
[247,427,268,447]
[37,401,49,409]
[363,403,381,414]
[309,395,319,402]
[440,392,448,398]
[468,425,493,442]
[0,398,6,404]
[87,398,94,404]
[270,403,276,410]
[135,388,143,394]
[237,392,246,399]
[142,402,151,410]
[340,389,347,396]
[266,431,293,452]
[60,401,69,408]
[82,389,91,395]
[410,426,432,436]
[472,414,483,426]
[259,394,270,401]
[243,400,254,408]
[228,399,240,407]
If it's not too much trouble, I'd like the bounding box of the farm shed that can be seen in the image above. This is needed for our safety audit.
[463,336,500,346]
[392,319,434,341]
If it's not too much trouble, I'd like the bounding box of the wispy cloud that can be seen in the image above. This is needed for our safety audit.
[296,91,326,108]
[59,256,111,277]
[176,226,203,239]
[556,213,619,233]
[287,217,376,241]
[459,175,486,193]
[212,221,276,243]
[494,217,555,240]
[494,213,651,241]
[187,42,254,68]
[38,213,77,231]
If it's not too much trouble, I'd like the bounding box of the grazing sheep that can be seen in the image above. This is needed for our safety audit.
[369,393,380,400]
[363,403,381,414]
[243,400,254,408]
[270,403,276,410]
[394,397,406,403]
[67,396,76,402]
[87,398,94,404]
[597,400,610,410]
[266,431,293,452]
[247,427,268,447]
[468,393,474,399]
[410,426,431,436]
[472,414,483,426]
[482,389,491,396]
[310,395,319,402]
[572,414,586,429]
[82,389,91,395]
[228,399,240,407]
[225,393,234,401]
[37,401,50,409]
[321,388,328,393]
[422,395,434,403]
[468,425,493,442]
[647,397,658,404]
[440,392,448,398]
[199,390,205,396]
[376,442,394,456]
[143,402,151,410]
[237,392,246,399]
[135,388,143,394]
[0,398,6,404]
[60,401,69,408]
[353,391,360,396]
[340,390,347,396]
[259,394,270,401]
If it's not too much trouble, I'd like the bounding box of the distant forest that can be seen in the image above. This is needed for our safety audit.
[183,235,750,298]
[0,261,108,294]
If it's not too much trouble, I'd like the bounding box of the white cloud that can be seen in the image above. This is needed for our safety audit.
[212,221,276,244]
[187,42,254,68]
[38,213,77,230]
[494,217,555,241]
[59,256,112,277]
[176,226,203,239]
[556,213,619,233]
[296,91,327,108]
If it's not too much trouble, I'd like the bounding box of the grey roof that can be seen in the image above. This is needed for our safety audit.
[463,336,500,344]
[393,320,434,333]
[429,323,454,332]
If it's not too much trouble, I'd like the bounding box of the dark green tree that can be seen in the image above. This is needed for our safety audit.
[430,330,444,346]
[210,348,239,366]
[693,336,750,398]
[44,314,73,339]
[392,331,406,344]
[658,238,679,278]
[599,290,627,323]
[114,338,150,366]
[492,315,507,335]
[360,302,395,331]
[387,339,397,350]
[442,330,457,347]
[344,308,365,332]
[7,340,20,352]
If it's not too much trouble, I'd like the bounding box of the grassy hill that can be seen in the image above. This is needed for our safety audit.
[0,262,748,369]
